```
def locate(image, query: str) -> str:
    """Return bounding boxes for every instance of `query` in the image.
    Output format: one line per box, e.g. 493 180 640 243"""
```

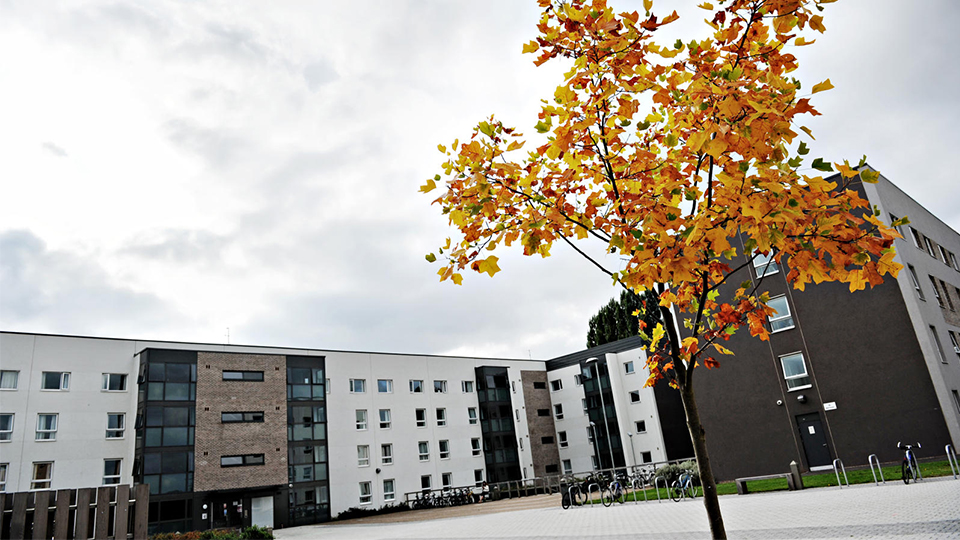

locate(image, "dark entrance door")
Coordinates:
796 413 831 467
211 496 244 530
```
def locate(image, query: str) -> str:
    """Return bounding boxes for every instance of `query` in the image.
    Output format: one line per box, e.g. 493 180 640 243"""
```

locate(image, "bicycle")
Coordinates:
671 471 698 502
898 441 922 484
561 480 588 509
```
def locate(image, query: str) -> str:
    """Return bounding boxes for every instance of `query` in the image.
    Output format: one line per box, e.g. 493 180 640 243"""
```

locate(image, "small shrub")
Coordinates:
240 525 274 539
200 529 240 540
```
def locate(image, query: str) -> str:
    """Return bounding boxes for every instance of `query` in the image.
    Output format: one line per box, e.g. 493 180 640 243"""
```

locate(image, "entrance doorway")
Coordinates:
251 496 274 529
211 496 244 530
796 413 832 468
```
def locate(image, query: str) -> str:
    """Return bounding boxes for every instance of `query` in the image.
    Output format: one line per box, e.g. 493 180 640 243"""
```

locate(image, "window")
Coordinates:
1 370 19 390
475 469 484 485
383 479 396 501
940 280 955 311
418 441 430 461
434 380 448 393
624 361 635 374
468 407 478 425
421 475 431 490
562 459 572 474
512 381 516 393
381 444 393 465
910 227 924 249
545 464 559 474
36 413 58 440
359 481 372 504
930 276 944 307
939 245 951 266
768 295 795 332
550 379 562 391
379 409 392 429
635 420 646 433
953 390 960 414
436 408 446 427
930 326 947 363
591 455 599 470
908 265 925 300
515 409 520 421
462 380 474 393
442 472 452 488
586 426 594 443
537 408 550 417
471 438 481 456
554 404 564 420
101 373 127 391
0 414 13 441
358 445 370 467
220 454 265 467
629 390 641 403
533 381 546 389
103 459 122 485
889 213 903 235
416 408 427 428
409 379 423 393
574 374 583 386
753 250 779 277
143 406 195 448
780 352 811 390
32 462 53 490
0 463 6 491
951 252 960 272
222 370 263 381
142 450 194 495
519 438 523 451
949 331 960 356
582 398 589 415
541 436 555 444
221 411 264 423
356 409 367 430
349 379 366 393
641 451 653 463
558 431 568 447
106 413 125 438
378 379 393 393
41 371 69 391
439 439 450 459
924 236 937 258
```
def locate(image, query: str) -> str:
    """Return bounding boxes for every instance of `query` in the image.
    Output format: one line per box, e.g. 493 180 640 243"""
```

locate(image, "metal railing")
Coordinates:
833 458 849 488
867 454 885 486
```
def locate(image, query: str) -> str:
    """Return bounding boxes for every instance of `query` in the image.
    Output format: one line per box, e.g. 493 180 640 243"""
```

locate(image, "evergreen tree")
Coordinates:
587 289 661 347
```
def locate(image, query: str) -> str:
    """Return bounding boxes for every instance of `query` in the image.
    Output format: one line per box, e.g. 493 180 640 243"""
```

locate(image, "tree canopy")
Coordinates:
586 289 661 348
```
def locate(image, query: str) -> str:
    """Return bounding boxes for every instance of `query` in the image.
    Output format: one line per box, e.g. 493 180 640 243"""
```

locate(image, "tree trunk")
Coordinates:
678 379 726 539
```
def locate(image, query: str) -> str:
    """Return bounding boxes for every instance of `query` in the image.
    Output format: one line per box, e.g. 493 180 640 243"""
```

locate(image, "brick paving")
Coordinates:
276 477 960 539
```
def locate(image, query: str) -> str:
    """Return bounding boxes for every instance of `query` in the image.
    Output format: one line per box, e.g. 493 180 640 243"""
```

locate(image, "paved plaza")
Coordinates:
276 477 960 539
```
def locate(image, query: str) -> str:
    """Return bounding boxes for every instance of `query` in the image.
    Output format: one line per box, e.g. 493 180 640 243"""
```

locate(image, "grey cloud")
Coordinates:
303 59 339 92
0 230 179 334
41 142 67 157
120 229 231 265
163 118 249 169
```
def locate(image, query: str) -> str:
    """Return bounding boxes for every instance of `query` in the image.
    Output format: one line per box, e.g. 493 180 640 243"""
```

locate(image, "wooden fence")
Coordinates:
0 485 148 540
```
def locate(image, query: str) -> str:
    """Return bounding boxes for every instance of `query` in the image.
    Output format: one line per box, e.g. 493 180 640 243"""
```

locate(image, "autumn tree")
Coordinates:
587 289 661 347
422 0 901 537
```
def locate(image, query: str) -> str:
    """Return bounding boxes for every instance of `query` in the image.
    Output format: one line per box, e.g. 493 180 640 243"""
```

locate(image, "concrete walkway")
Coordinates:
276 477 960 539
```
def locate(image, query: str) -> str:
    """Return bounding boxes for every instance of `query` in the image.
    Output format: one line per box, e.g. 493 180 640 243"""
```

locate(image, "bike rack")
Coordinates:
867 454 885 486
833 458 849 488
587 483 601 508
654 476 667 503
946 445 958 479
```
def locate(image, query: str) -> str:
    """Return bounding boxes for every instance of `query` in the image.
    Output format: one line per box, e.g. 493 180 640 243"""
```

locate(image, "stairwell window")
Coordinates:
753 250 779 277
780 352 811 391
768 295 795 332
908 265 924 300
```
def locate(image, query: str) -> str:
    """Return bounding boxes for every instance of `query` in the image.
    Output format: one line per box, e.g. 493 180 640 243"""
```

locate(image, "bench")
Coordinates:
734 473 798 495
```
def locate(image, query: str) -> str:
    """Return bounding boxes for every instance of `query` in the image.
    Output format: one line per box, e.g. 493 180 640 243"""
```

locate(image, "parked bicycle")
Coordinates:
561 479 588 509
898 441 922 484
671 471 698 502
606 473 626 505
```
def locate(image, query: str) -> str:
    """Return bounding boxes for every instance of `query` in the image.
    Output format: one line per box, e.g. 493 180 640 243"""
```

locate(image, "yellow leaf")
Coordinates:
698 2 713 9
437 144 446 153
688 130 709 153
452 273 463 285
419 178 437 193
712 343 734 355
478 256 501 277
811 79 834 94
522 40 539 54
643 0 652 11
650 323 665 348
860 169 879 183
507 140 525 152
799 126 816 140
809 14 826 32
705 137 728 158
794 37 816 46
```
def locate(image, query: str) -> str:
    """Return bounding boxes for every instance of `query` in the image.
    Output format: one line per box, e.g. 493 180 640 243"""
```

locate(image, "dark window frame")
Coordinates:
221 411 265 423
220 453 265 467
222 370 264 382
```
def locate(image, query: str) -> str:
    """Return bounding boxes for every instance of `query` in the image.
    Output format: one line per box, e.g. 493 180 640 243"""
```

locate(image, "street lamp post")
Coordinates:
586 357 616 470
589 421 600 470
626 432 638 468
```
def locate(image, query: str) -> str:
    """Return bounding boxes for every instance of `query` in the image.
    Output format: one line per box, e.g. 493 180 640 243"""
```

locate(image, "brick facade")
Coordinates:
521 370 561 477
194 352 288 492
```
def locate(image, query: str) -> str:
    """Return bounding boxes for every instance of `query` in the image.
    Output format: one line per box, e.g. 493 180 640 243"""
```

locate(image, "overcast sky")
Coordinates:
1 0 958 360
